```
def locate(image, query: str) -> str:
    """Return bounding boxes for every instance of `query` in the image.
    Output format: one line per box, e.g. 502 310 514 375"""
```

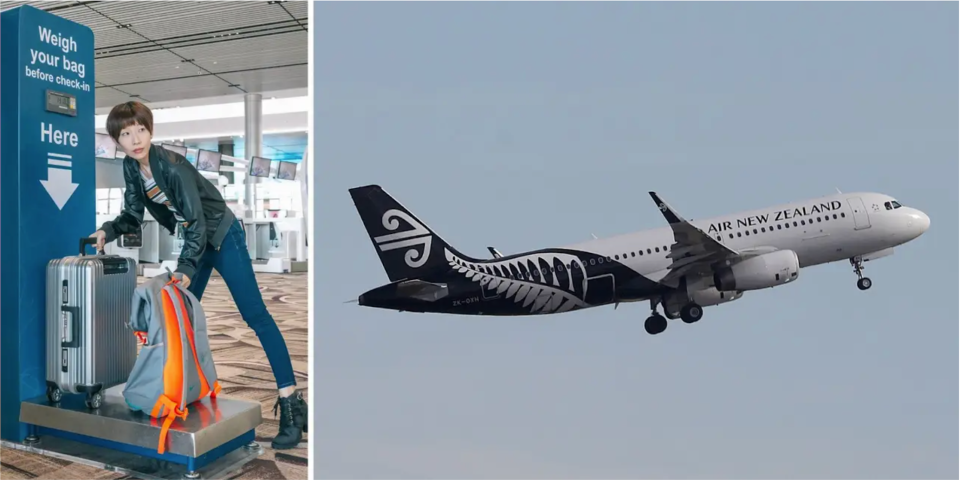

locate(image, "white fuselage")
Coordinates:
563 192 930 283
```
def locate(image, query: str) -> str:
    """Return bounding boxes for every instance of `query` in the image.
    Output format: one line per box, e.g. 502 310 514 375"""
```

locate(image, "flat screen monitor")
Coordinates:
276 161 297 180
196 149 222 173
161 143 187 158
249 156 272 178
118 229 142 249
95 133 117 159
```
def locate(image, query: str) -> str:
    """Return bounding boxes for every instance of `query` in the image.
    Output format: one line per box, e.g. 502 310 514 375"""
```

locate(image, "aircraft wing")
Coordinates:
649 192 740 286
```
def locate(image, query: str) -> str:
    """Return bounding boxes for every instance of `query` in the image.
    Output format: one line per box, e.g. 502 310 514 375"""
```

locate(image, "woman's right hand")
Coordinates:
89 230 107 251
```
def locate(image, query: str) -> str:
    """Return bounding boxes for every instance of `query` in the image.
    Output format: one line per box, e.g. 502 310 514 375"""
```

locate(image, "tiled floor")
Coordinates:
0 272 309 480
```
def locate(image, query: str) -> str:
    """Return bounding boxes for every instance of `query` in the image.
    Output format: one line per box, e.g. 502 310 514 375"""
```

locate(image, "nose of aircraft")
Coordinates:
906 208 930 237
917 210 931 234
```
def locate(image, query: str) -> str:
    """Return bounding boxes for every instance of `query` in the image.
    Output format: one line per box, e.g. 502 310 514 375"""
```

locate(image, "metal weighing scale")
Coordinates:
15 388 263 479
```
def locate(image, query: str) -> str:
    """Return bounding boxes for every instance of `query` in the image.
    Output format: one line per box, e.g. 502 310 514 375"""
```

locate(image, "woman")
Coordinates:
91 101 307 450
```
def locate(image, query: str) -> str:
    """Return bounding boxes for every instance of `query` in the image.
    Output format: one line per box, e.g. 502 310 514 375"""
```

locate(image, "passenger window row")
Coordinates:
717 212 847 241
612 245 670 262
462 209 859 282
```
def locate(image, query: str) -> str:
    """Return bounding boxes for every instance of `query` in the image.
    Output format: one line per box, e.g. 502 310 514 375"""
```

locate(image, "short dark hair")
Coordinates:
106 101 153 142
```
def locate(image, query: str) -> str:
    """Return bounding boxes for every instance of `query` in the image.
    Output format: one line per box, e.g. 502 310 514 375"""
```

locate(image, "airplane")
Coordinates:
348 185 930 335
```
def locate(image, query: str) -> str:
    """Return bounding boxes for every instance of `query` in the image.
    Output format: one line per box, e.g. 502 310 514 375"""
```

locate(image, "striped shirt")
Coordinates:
140 171 187 226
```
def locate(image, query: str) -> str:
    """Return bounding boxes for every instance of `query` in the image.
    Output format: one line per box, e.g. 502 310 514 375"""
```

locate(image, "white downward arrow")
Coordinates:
40 167 79 210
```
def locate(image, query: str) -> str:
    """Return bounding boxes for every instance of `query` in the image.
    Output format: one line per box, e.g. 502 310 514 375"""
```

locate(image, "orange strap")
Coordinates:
151 396 188 455
134 331 147 345
172 288 211 399
169 285 221 401
159 290 185 410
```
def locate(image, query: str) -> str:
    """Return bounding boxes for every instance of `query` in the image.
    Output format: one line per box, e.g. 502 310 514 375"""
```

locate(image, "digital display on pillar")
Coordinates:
45 89 76 116
276 160 297 180
249 156 273 178
95 132 116 159
196 149 222 173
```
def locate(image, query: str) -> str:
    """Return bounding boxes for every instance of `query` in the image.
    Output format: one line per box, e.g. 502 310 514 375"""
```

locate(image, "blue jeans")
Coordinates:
187 219 296 390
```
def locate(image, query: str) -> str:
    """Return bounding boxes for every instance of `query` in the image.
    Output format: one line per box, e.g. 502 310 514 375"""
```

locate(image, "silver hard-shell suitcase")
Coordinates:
45 238 138 409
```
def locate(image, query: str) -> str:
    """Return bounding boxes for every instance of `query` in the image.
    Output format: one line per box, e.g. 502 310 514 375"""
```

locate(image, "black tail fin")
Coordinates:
349 185 468 282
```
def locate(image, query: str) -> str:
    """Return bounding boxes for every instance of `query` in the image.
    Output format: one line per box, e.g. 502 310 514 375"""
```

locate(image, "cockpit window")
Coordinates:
891 200 902 209
885 200 903 210
884 201 892 210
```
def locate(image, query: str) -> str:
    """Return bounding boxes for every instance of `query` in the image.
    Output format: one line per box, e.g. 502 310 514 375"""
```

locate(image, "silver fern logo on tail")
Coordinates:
374 209 433 268
444 249 588 314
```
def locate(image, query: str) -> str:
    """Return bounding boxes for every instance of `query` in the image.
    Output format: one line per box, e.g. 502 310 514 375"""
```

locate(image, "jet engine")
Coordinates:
713 249 800 291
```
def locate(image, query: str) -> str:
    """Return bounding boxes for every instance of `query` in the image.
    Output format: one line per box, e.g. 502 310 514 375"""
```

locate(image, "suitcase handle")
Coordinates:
61 305 80 349
79 237 105 256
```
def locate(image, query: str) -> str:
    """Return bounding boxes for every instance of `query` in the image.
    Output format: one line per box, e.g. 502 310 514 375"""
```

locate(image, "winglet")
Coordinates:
649 191 685 224
487 246 503 259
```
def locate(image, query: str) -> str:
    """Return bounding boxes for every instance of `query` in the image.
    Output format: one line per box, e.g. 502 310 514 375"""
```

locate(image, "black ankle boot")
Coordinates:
271 391 307 449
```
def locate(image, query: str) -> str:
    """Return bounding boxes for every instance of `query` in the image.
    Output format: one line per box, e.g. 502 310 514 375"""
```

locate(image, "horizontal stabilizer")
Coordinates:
358 278 450 309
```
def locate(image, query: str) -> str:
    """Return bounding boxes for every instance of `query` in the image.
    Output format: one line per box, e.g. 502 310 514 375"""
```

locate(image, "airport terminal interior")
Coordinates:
1 1 309 479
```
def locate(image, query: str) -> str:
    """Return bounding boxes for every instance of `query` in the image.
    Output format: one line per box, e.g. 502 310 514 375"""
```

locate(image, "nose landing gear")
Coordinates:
850 257 872 290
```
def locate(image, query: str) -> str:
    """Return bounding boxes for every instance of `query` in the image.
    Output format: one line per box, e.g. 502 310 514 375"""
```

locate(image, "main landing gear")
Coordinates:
644 298 703 335
850 257 872 291
644 311 667 335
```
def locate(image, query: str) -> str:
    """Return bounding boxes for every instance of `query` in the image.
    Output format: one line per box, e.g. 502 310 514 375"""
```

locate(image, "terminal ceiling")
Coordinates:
2 1 308 108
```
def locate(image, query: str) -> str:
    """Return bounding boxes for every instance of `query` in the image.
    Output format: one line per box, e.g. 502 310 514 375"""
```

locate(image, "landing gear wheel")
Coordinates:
644 314 667 335
680 303 704 324
85 392 103 410
46 386 61 404
850 257 872 291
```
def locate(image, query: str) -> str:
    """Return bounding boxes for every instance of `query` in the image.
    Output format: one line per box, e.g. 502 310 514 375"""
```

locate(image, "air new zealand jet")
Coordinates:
349 185 930 335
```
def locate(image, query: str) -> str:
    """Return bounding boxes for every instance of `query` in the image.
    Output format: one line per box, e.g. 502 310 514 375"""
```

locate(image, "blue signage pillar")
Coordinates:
1 4 95 442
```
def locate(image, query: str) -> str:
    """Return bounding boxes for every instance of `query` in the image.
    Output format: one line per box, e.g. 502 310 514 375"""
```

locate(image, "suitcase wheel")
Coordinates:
46 386 62 404
85 392 103 410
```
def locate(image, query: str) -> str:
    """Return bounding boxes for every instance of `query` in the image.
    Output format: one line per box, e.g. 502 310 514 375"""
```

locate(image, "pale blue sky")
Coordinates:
313 2 957 478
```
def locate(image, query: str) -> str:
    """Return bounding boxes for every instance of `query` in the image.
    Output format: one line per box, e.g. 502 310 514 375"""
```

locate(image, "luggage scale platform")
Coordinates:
16 384 263 479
